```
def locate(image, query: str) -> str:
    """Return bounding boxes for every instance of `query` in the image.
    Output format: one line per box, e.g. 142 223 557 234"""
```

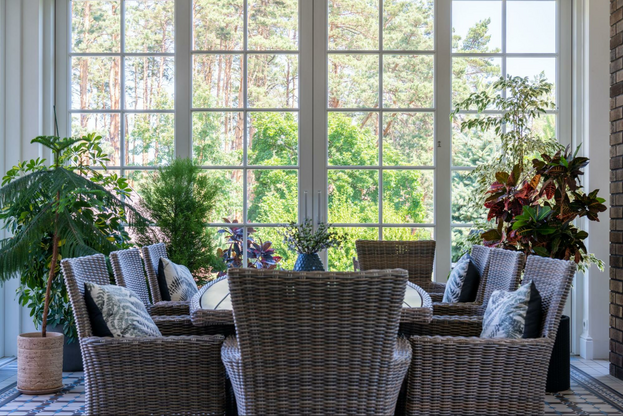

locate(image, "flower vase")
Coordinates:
294 253 325 271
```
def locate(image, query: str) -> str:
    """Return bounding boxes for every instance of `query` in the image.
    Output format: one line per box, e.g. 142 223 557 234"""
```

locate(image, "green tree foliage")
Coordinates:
134 159 224 285
0 134 143 341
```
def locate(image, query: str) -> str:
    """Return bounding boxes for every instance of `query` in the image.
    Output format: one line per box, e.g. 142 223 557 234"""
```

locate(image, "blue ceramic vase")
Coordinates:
294 253 325 271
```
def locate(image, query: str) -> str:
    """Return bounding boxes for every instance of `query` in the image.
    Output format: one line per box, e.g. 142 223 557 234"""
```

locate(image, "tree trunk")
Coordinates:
41 229 60 337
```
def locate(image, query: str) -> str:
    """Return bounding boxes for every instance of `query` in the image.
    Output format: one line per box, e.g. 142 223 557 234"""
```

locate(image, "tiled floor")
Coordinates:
1 356 623 415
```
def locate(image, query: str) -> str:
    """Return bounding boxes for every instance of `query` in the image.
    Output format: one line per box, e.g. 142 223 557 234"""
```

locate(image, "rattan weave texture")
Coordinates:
222 268 412 415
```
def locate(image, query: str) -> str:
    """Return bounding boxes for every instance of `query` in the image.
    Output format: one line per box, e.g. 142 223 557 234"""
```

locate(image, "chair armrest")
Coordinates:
433 302 483 317
149 301 190 316
221 335 241 364
401 315 483 337
428 293 444 303
406 336 554 415
153 315 231 336
80 335 226 415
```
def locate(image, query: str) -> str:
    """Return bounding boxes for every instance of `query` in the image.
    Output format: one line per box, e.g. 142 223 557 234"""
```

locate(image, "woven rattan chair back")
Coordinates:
110 248 151 307
355 240 435 289
228 268 408 414
469 245 491 303
60 254 111 339
522 256 576 340
141 243 168 304
479 248 525 308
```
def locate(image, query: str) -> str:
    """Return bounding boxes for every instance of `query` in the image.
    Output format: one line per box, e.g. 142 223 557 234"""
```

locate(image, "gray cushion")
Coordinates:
480 282 533 339
85 282 162 338
158 257 199 302
442 253 471 303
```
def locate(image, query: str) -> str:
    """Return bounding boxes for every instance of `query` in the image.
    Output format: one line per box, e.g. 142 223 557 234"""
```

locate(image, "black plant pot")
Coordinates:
294 253 325 271
546 315 570 392
49 325 83 372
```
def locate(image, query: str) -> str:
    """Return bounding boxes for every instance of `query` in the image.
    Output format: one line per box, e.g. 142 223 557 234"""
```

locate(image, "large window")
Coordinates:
57 0 569 278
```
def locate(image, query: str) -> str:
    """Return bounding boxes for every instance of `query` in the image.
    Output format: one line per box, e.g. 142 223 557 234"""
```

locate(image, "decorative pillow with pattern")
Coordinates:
84 282 162 338
480 281 542 339
442 253 471 303
157 257 199 302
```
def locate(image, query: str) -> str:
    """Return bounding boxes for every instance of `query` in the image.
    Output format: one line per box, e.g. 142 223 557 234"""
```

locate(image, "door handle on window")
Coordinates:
317 191 321 226
304 191 308 221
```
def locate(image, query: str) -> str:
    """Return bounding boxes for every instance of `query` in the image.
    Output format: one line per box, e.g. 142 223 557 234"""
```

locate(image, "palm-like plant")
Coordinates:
0 135 146 337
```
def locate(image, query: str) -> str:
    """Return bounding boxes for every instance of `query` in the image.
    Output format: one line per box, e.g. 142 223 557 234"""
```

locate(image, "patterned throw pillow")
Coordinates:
157 257 199 302
442 253 471 303
84 282 162 338
480 282 542 339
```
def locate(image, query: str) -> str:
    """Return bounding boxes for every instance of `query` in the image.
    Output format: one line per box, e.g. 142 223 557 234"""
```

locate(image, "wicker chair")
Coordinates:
61 253 226 416
355 240 439 294
222 268 412 415
141 242 190 315
404 256 577 416
432 247 525 317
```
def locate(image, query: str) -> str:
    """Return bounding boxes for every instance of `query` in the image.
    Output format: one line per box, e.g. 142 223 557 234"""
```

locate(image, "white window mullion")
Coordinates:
174 0 192 160
435 0 453 282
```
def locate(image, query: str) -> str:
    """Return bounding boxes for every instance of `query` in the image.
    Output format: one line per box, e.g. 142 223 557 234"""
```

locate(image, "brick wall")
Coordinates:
611 0 623 380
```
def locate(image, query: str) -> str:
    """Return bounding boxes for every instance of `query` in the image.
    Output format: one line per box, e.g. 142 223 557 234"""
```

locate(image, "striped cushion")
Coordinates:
85 282 161 338
442 253 471 303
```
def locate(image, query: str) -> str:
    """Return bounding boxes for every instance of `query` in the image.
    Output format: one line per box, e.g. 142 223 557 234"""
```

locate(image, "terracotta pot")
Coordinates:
17 332 64 394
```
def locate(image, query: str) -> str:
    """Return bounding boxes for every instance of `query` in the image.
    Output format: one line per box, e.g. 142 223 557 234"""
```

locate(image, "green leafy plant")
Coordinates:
0 134 144 340
281 219 347 255
133 158 225 285
481 146 606 271
451 75 563 211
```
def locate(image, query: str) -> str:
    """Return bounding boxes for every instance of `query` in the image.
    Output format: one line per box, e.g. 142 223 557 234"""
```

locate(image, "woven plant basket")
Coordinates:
17 332 64 394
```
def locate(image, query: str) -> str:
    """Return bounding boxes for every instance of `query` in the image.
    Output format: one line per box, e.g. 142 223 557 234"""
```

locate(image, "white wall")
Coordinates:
574 0 611 360
1 0 55 357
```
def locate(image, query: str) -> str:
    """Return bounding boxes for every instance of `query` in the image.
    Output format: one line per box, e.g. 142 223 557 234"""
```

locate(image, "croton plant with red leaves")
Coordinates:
482 146 606 266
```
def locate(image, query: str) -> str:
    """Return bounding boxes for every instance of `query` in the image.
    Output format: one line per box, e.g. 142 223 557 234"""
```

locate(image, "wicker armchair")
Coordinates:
61 253 226 416
355 240 439 293
222 268 412 415
431 247 525 317
141 242 190 315
404 256 577 416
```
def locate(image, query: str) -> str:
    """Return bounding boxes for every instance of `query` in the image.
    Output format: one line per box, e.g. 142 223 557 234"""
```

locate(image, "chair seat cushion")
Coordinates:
84 282 162 338
442 254 480 303
157 258 199 302
480 281 542 339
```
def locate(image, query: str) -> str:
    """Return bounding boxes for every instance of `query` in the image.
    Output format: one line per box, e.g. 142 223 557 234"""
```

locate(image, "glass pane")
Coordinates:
126 170 153 199
452 170 486 223
250 227 294 270
125 57 175 110
125 113 174 166
248 112 298 166
328 0 379 50
452 1 502 53
507 1 556 53
329 227 378 271
193 0 244 51
383 112 434 166
207 169 243 222
531 114 557 145
452 227 473 263
506 58 556 102
383 227 433 240
384 0 434 51
71 113 121 166
193 54 242 108
328 169 379 224
71 57 120 110
125 0 174 53
247 170 298 223
192 112 243 166
328 54 379 108
383 55 434 108
383 170 433 224
452 57 502 107
248 54 299 108
71 0 120 53
248 0 299 51
328 112 379 166
452 114 500 167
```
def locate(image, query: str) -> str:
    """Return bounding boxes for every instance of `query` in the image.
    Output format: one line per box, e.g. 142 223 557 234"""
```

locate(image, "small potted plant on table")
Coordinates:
281 219 346 272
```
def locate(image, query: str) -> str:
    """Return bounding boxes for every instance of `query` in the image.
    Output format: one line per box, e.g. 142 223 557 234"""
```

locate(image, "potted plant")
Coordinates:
0 135 144 393
480 146 606 391
281 219 347 271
